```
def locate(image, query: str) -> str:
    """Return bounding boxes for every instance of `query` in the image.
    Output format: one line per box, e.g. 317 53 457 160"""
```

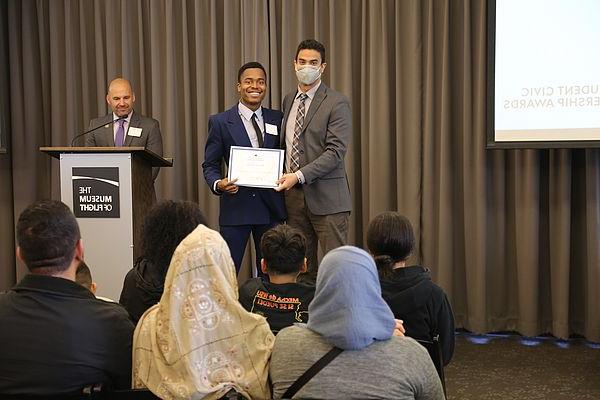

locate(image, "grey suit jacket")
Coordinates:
281 83 352 215
85 111 164 180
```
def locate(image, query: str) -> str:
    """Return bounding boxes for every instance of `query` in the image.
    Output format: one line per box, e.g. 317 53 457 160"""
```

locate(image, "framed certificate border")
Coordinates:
227 146 284 189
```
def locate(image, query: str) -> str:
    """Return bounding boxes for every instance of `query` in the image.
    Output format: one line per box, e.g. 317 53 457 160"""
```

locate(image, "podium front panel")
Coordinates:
60 153 134 301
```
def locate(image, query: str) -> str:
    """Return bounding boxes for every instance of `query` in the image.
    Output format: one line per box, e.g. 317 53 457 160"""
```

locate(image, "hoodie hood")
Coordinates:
132 258 165 298
380 266 434 315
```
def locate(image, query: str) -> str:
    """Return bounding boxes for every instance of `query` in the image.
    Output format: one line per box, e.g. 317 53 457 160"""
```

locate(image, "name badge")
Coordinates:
265 123 278 136
128 127 142 137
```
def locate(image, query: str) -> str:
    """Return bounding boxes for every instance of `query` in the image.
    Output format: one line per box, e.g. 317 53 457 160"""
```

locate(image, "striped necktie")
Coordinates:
290 93 308 172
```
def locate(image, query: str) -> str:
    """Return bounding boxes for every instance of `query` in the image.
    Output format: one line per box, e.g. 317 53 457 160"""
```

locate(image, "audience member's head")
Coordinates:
75 261 97 294
139 200 207 277
133 225 273 399
16 200 82 275
366 211 415 279
260 225 307 280
307 246 396 350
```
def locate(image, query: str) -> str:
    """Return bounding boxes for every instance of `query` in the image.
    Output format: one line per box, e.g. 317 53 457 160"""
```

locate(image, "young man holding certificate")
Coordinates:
202 62 286 276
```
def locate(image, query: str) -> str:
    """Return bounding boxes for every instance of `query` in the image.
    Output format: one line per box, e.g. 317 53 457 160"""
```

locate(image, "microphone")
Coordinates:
71 115 127 147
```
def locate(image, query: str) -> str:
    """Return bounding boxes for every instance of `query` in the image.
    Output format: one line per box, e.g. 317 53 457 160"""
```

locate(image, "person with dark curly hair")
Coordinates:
367 211 455 366
119 200 206 322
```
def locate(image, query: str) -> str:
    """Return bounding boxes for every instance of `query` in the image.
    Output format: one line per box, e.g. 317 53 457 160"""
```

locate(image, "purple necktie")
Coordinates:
115 119 126 147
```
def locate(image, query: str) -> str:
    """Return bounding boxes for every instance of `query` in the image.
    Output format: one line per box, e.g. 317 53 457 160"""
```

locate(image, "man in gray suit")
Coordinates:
86 78 163 180
276 39 352 281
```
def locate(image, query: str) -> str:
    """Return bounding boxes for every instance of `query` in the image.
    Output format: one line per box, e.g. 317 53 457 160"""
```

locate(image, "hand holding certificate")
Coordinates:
227 146 284 189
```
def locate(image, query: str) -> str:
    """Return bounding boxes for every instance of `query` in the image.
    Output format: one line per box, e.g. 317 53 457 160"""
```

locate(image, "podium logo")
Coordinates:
72 167 120 218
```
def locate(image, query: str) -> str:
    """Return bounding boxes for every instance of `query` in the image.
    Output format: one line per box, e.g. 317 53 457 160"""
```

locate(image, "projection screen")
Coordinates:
487 0 600 148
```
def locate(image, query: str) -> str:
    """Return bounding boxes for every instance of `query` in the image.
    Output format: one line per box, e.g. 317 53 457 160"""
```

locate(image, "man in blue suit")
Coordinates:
202 62 286 276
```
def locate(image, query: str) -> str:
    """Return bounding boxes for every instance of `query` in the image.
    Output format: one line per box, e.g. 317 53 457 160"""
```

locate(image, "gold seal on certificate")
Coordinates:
227 146 284 189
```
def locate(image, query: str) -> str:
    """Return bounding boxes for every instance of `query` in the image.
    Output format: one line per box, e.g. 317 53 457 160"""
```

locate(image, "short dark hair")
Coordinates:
16 200 80 272
260 225 306 275
140 200 207 277
366 212 415 279
75 261 93 291
295 39 326 63
237 61 266 83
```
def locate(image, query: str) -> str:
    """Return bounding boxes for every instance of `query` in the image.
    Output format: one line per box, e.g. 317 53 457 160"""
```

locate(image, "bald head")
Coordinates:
106 78 136 117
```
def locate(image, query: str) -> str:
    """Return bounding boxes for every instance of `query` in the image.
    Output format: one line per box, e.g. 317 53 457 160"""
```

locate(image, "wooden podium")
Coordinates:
40 147 172 300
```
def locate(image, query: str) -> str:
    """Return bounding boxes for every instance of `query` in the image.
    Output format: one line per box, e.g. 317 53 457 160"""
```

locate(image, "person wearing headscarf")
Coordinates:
133 224 274 400
270 246 445 400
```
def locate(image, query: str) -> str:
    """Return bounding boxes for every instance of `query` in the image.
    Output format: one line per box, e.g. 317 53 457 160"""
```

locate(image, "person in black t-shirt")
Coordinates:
239 225 315 333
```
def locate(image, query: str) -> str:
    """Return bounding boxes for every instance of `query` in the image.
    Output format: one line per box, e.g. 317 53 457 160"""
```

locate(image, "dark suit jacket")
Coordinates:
281 83 352 215
202 105 286 226
86 111 164 180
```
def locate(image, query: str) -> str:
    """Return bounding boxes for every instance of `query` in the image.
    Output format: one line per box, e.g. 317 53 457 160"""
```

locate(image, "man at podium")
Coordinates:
86 78 164 180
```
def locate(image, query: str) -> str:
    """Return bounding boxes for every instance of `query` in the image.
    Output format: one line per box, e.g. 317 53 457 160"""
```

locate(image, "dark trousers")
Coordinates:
284 186 349 281
220 222 281 279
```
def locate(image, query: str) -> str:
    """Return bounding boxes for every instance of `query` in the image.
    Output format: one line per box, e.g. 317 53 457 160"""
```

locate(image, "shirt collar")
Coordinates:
238 102 263 122
297 80 321 101
112 110 133 124
13 274 96 299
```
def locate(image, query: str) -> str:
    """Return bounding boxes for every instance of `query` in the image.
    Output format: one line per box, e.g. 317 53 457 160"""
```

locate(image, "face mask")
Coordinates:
296 65 321 85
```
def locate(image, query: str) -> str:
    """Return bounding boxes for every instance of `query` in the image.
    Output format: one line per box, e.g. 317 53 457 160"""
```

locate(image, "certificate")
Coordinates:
227 146 284 189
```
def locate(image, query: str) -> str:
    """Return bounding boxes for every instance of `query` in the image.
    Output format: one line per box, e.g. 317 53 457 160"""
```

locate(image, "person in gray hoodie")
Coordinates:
367 211 455 365
270 246 445 400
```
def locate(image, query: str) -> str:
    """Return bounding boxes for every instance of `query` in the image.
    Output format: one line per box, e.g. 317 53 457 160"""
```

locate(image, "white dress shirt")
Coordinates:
238 102 264 148
285 81 321 184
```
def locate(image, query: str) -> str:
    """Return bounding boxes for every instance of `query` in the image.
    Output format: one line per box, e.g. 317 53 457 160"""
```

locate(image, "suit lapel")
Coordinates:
301 84 327 134
99 114 116 147
280 92 297 148
262 109 279 149
226 106 253 147
124 111 141 147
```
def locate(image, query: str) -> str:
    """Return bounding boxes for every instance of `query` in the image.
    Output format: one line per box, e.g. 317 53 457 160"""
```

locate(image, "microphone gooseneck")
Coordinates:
70 115 127 147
